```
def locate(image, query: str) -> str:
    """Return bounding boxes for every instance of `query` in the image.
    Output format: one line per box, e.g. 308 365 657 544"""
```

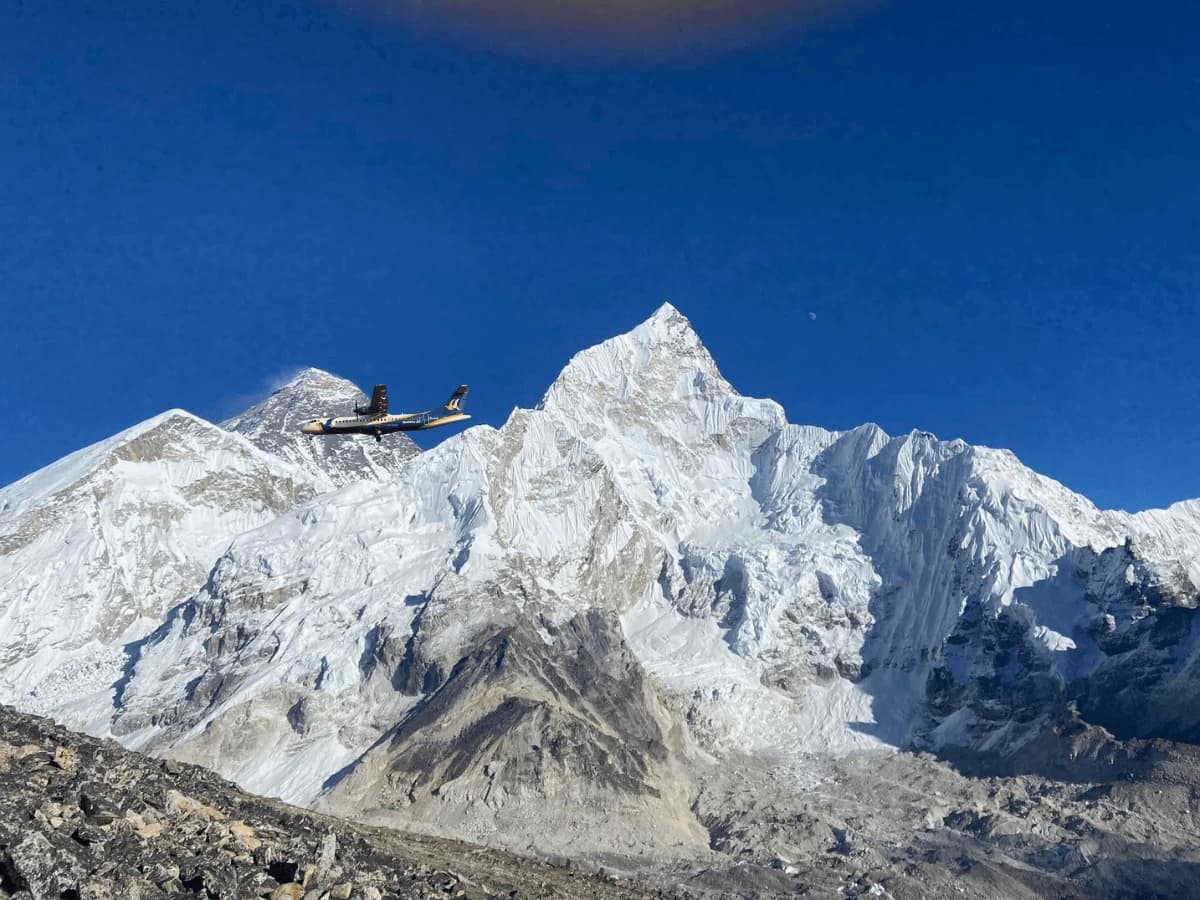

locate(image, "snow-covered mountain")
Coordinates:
0 369 419 725
77 304 1197 857
3 306 1198 860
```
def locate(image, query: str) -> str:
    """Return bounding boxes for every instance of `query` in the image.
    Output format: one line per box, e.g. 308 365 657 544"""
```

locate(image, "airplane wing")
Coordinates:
367 384 388 416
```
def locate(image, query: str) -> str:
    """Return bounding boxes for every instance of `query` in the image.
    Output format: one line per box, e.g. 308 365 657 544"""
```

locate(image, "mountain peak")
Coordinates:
643 300 684 327
221 370 361 433
121 408 207 435
628 301 703 350
539 304 727 416
222 368 419 488
280 367 350 391
0 409 220 511
292 366 336 381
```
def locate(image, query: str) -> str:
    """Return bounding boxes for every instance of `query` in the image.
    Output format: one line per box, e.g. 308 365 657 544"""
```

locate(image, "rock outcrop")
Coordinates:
0 703 668 899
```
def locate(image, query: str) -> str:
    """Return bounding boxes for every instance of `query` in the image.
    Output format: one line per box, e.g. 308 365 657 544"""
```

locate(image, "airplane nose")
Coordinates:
301 422 322 435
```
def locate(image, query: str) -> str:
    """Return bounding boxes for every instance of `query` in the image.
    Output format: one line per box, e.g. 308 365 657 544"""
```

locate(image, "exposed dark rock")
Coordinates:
926 539 1200 763
0 704 672 899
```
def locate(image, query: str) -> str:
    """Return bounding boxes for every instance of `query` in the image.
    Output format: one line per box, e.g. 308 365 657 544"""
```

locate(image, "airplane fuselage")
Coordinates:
302 411 470 437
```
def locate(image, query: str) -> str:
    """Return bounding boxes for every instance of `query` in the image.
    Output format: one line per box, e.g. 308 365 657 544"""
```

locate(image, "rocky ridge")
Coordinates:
8 700 1200 899
0 703 668 899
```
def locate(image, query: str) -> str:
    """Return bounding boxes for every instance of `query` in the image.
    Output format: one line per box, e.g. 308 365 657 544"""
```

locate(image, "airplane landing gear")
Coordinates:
374 431 382 443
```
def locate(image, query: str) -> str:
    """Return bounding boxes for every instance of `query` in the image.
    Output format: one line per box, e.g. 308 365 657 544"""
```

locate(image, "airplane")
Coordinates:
301 384 470 442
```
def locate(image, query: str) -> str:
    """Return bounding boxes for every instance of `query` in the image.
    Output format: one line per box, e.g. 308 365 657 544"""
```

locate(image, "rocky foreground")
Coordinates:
6 702 1200 899
0 705 668 900
672 734 1200 899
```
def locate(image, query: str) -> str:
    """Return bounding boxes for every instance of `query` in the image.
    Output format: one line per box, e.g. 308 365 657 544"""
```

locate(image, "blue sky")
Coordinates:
1 0 1197 511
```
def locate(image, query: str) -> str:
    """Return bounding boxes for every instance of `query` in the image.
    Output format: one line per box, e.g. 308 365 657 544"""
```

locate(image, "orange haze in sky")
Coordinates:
331 0 882 57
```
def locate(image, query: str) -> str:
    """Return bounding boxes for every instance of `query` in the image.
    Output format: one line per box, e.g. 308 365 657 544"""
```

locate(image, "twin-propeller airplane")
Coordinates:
301 384 470 442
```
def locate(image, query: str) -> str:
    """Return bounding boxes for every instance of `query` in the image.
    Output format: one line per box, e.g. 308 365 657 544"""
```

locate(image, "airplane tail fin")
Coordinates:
443 385 469 413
